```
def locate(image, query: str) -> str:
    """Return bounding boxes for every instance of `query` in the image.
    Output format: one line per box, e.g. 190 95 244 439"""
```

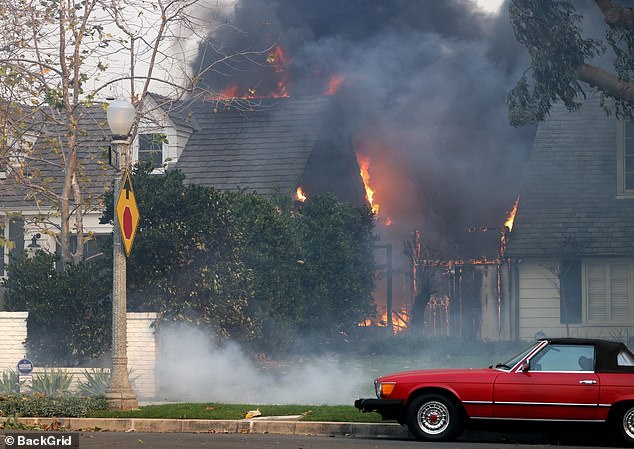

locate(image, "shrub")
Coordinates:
0 394 107 417
3 252 111 366
75 368 138 397
31 370 73 397
0 370 18 394
75 369 110 397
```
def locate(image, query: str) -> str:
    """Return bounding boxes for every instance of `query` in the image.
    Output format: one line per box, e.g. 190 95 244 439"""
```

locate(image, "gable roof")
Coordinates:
0 105 113 212
506 94 634 258
145 92 200 132
174 95 344 196
0 94 365 216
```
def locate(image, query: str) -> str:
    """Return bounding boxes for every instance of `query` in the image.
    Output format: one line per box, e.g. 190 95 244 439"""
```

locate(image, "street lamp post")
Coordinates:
105 98 138 410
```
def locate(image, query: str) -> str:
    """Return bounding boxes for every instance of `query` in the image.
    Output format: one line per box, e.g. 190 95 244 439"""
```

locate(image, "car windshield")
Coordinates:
493 341 542 371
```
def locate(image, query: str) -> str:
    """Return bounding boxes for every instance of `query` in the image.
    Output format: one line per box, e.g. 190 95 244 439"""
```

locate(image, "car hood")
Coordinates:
377 367 498 383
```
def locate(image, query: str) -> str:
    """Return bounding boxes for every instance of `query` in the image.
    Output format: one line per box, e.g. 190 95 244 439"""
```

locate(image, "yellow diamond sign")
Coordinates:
115 169 140 257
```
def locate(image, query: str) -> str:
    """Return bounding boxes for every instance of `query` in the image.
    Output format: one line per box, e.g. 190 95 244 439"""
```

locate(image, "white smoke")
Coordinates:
156 323 370 404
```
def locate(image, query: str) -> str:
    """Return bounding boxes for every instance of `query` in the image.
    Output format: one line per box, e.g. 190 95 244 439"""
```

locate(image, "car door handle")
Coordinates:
579 380 597 384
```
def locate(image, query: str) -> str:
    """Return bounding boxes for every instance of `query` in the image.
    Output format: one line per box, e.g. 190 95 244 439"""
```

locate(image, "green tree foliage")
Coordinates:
102 165 257 344
294 194 376 338
508 0 634 126
101 166 376 353
3 252 111 366
227 191 305 352
6 165 376 358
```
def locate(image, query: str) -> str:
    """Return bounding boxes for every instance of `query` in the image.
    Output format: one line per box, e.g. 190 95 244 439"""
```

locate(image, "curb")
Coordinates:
2 418 412 439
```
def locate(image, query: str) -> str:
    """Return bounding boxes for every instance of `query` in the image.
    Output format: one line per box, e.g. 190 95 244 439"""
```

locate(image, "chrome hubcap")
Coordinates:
623 408 634 440
417 400 449 435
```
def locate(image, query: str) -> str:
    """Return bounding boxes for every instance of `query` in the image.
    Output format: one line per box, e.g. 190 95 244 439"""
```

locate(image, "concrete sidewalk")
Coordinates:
3 417 412 439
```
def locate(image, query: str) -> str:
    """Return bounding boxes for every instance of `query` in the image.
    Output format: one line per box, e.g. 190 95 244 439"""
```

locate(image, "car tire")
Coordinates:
406 393 463 441
615 404 634 446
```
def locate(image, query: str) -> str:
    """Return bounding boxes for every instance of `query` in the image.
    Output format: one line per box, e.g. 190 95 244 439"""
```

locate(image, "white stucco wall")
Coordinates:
0 312 158 399
127 312 158 399
0 312 28 372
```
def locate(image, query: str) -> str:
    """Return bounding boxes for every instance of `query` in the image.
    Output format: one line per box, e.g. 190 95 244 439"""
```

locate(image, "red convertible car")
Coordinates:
355 338 634 443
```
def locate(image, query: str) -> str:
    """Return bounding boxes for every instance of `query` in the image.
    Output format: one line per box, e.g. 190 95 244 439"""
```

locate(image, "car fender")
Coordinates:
606 396 634 416
403 384 467 415
399 373 500 418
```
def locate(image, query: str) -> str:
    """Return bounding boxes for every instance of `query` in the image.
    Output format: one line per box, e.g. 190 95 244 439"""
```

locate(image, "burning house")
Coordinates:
171 95 366 205
179 0 536 341
2 1 540 343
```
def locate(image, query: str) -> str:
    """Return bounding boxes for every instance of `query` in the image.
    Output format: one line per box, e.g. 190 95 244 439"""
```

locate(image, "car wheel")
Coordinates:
617 404 634 445
406 393 462 441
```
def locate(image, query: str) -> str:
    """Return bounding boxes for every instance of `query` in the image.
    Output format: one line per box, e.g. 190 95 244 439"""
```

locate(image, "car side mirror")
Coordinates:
520 359 531 372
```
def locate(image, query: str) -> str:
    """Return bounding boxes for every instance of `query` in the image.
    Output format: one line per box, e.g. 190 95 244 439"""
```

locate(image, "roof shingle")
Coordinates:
507 95 634 258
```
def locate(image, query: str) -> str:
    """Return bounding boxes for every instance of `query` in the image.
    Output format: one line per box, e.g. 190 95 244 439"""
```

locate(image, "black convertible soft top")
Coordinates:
543 338 634 373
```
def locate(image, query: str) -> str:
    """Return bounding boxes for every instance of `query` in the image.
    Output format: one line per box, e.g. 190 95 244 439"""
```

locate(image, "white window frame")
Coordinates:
617 119 634 198
583 259 634 325
135 132 166 168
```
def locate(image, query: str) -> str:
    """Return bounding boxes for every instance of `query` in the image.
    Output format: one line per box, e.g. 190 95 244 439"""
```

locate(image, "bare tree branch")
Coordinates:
578 63 634 104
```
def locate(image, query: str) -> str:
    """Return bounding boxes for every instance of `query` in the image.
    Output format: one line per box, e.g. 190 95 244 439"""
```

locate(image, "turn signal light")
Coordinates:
380 382 396 398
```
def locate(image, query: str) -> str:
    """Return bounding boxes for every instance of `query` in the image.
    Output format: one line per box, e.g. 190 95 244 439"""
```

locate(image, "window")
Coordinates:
1 216 24 277
618 349 634 367
617 120 634 196
55 234 108 271
137 133 164 168
584 260 633 323
530 344 595 372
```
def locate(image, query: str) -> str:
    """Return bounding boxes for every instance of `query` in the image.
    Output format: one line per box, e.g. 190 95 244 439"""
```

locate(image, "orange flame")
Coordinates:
218 83 240 99
358 305 410 333
504 196 520 232
356 154 379 215
267 46 290 98
295 186 307 202
208 46 290 100
325 75 344 95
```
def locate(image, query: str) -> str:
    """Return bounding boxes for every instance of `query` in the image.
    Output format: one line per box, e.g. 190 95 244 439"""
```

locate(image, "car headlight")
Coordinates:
374 380 396 399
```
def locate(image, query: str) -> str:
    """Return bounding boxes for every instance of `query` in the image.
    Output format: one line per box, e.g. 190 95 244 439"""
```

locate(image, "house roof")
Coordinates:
0 105 113 212
174 95 343 196
1 94 365 216
506 94 634 258
145 93 200 132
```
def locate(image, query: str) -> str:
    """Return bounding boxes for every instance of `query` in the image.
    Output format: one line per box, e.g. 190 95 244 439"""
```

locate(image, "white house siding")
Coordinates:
519 260 634 341
519 261 561 340
170 124 193 163
139 95 194 166
18 210 111 255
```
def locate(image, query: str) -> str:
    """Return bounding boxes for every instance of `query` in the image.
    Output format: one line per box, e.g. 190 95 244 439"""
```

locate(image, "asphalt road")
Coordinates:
7 424 620 449
72 431 620 449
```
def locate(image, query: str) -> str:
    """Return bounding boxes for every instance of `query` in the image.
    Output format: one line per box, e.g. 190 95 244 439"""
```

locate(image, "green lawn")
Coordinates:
89 403 386 422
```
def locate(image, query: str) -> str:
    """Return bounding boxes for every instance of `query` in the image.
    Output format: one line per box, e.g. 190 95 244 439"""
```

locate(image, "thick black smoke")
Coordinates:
193 0 535 261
